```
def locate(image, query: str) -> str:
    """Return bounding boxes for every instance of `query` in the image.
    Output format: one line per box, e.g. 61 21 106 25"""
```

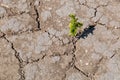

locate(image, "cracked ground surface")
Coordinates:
0 0 120 80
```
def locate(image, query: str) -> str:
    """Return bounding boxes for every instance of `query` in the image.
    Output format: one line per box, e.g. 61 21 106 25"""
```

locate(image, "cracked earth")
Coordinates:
0 0 120 80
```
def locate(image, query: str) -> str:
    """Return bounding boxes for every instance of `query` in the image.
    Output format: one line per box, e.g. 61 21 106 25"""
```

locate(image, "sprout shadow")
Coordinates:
76 25 95 39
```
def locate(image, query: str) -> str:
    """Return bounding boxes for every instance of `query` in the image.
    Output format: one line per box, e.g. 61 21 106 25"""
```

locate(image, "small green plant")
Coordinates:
69 13 83 36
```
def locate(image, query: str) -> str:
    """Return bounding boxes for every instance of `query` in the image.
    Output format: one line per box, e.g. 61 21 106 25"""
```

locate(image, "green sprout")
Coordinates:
69 13 83 36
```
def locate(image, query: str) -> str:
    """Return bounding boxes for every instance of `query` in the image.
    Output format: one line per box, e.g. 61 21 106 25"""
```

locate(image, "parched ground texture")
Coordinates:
0 0 120 80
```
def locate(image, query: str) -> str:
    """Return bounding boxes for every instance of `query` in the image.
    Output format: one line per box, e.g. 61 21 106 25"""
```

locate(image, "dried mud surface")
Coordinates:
0 0 120 80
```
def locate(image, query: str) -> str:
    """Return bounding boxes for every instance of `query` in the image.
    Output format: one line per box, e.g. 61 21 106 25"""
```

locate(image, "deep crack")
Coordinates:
34 6 41 30
1 31 25 80
70 37 90 78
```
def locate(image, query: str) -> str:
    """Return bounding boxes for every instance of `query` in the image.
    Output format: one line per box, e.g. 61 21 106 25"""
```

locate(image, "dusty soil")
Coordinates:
0 0 120 80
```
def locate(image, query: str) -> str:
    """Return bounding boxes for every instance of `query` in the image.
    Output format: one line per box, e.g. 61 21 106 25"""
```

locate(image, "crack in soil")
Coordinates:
69 37 91 78
74 65 89 77
45 30 65 45
34 6 41 30
62 73 66 80
65 37 91 78
0 31 25 80
110 48 120 59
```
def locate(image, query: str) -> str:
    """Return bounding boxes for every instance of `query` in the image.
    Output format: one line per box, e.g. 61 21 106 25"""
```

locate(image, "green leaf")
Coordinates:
69 13 83 36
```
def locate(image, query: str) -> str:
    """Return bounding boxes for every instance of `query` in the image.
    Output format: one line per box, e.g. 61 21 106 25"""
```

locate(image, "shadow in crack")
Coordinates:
76 25 95 39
